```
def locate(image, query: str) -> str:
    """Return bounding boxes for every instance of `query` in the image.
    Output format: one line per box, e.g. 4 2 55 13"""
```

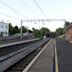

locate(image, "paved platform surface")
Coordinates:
56 38 72 72
0 38 39 48
0 37 36 44
24 39 54 72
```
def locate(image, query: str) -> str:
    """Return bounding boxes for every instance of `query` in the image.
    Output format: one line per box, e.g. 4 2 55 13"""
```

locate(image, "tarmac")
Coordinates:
56 38 72 72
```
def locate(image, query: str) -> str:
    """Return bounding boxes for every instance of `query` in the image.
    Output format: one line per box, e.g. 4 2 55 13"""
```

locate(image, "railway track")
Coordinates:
4 38 49 72
0 38 49 72
0 39 40 57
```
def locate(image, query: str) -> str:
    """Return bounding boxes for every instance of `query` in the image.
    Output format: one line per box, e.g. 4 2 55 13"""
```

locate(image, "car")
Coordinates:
14 33 21 37
23 32 28 35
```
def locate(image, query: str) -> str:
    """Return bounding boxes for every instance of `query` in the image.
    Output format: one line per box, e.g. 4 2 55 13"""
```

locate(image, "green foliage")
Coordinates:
56 28 63 36
9 23 27 35
64 21 70 27
19 26 26 33
13 26 19 34
58 34 65 39
9 23 50 37
32 28 41 38
40 27 50 36
9 23 13 35
55 21 71 37
63 21 71 33
28 30 33 33
32 27 50 38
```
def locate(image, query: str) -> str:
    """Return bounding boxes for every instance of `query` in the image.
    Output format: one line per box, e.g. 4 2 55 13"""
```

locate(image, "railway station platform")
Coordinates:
56 38 72 72
23 39 55 72
0 38 39 48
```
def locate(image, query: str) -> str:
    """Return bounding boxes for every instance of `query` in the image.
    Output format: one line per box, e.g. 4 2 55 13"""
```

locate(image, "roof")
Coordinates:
0 21 8 25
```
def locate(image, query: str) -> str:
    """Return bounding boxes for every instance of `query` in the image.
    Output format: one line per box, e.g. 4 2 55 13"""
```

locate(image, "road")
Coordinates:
56 38 72 72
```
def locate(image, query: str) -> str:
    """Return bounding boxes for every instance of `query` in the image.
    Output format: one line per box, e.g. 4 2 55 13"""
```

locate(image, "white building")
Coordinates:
0 21 9 36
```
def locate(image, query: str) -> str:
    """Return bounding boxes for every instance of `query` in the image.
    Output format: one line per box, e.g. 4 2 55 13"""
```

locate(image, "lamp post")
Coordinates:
41 19 44 38
38 20 41 38
7 20 10 36
21 20 22 39
64 19 66 39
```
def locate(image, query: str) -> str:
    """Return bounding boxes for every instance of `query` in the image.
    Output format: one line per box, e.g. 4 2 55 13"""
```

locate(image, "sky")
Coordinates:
0 0 72 31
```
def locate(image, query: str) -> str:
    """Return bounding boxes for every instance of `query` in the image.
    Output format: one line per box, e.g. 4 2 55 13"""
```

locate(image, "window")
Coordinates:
1 25 3 28
6 26 7 28
5 32 7 34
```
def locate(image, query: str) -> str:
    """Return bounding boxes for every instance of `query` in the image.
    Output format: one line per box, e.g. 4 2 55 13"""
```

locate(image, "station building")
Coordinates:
66 24 72 42
0 21 9 36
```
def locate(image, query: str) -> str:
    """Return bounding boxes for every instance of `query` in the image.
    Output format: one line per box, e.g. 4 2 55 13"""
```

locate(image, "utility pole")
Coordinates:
64 19 66 32
64 19 66 39
41 19 44 38
21 20 22 39
37 20 41 38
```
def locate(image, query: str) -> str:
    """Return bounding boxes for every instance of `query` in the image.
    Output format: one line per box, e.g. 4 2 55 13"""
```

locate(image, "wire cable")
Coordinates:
19 0 38 18
0 12 20 20
0 0 28 19
34 0 47 18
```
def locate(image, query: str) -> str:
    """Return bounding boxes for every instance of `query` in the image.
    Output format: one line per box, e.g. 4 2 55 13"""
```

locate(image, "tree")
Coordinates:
32 27 50 38
64 21 70 27
40 27 50 37
56 28 63 36
32 28 41 38
19 26 27 33
63 21 71 33
28 30 33 33
13 26 19 34
9 23 13 35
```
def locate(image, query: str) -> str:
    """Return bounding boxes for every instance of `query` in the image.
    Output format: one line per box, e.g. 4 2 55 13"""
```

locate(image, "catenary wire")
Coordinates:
0 0 28 19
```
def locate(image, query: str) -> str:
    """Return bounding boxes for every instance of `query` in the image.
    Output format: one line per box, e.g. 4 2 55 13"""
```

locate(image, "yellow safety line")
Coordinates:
55 40 59 72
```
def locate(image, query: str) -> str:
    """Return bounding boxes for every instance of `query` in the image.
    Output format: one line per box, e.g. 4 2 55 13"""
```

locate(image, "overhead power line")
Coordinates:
19 0 37 17
0 1 28 19
0 12 20 20
34 0 47 19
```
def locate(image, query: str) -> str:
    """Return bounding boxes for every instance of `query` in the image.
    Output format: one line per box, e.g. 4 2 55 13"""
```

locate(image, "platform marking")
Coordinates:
55 40 59 72
22 39 52 72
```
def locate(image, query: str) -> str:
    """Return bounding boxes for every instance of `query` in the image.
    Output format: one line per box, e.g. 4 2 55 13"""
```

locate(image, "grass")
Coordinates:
58 34 65 39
